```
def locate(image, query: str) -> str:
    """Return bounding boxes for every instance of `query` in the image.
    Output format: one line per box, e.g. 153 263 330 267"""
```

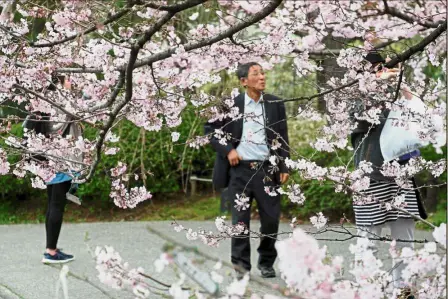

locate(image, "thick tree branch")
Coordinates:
0 136 90 167
86 71 126 112
11 84 94 125
30 6 135 48
31 0 280 74
80 0 283 182
83 48 140 183
53 67 103 74
274 21 447 103
134 0 208 12
13 62 102 74
130 0 283 70
229 34 248 49
383 0 444 29
385 21 447 68
83 10 177 182
301 37 408 57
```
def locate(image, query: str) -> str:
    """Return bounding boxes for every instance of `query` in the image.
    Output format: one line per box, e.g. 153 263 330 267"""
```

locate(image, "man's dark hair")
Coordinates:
364 51 385 65
236 62 261 80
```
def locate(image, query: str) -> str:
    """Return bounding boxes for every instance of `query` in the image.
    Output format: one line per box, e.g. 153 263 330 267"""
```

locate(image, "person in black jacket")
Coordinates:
350 52 425 295
204 62 289 279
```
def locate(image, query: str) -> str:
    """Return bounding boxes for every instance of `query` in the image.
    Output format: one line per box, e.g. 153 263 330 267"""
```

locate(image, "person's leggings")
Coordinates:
46 181 71 249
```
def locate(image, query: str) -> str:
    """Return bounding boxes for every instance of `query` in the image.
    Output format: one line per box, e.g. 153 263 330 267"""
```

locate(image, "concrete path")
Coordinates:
0 221 435 299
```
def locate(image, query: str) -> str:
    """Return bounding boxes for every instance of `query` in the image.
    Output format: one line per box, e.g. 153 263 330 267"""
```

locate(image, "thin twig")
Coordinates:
45 264 118 299
392 205 436 229
146 225 293 297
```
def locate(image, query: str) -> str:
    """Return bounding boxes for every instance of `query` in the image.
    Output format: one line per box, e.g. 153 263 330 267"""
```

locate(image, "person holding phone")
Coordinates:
350 52 424 296
23 77 83 264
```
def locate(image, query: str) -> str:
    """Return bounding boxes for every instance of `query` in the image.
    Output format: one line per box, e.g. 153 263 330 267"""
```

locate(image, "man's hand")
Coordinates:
227 149 242 166
280 173 289 184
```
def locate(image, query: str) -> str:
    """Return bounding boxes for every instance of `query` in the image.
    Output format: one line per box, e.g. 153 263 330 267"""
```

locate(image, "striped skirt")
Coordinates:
353 179 419 226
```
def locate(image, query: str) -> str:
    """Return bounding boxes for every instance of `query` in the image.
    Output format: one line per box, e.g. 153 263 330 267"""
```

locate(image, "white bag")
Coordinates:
380 96 445 162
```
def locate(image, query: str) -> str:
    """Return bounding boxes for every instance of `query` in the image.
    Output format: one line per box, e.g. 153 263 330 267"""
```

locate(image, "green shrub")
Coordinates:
0 122 41 200
77 106 216 202
0 107 216 204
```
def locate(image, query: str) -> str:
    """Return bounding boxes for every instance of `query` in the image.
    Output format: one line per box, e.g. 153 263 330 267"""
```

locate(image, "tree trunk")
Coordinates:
315 35 348 112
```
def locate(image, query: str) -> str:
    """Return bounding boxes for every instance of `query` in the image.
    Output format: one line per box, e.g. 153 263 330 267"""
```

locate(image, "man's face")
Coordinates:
241 65 266 92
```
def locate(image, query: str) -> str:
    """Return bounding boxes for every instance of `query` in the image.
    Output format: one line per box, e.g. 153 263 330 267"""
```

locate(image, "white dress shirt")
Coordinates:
236 93 270 161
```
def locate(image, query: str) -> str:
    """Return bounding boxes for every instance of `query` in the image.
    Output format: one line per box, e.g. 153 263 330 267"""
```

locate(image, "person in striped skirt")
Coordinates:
350 52 426 296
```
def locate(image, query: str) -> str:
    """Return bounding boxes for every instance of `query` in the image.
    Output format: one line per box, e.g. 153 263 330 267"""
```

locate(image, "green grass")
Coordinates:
140 196 225 221
0 194 445 228
0 195 228 224
0 201 46 224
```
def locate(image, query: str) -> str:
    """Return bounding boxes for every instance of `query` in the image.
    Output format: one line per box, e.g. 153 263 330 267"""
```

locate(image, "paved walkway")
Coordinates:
0 221 435 299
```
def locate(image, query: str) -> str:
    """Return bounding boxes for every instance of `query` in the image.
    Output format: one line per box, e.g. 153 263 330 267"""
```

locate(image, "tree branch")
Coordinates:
271 79 359 103
383 0 444 29
393 205 436 229
229 34 248 49
82 10 177 182
13 62 102 74
53 67 103 74
11 84 94 125
30 6 135 48
146 225 291 296
301 37 409 57
86 71 126 112
275 21 447 103
45 264 118 299
83 48 140 183
24 0 281 74
130 0 283 70
0 135 90 167
385 20 447 69
135 0 209 12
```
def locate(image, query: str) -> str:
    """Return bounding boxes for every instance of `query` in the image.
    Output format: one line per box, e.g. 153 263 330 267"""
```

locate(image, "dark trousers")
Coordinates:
220 187 231 214
227 162 280 271
46 181 71 249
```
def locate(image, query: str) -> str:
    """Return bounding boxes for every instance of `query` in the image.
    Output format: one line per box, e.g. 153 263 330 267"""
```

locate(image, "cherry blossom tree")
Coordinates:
0 0 446 298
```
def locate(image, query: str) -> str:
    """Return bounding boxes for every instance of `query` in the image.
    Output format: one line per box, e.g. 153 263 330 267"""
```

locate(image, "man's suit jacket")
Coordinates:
204 93 290 189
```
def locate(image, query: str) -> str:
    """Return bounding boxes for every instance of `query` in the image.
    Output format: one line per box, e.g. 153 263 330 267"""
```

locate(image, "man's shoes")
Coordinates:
235 270 249 280
233 265 250 280
42 251 75 264
257 265 276 278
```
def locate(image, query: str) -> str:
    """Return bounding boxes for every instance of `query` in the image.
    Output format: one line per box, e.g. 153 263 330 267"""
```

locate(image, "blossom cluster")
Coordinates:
109 162 153 209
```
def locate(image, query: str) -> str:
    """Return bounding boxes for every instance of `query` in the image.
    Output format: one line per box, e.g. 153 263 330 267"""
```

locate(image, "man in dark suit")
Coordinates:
204 62 290 279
